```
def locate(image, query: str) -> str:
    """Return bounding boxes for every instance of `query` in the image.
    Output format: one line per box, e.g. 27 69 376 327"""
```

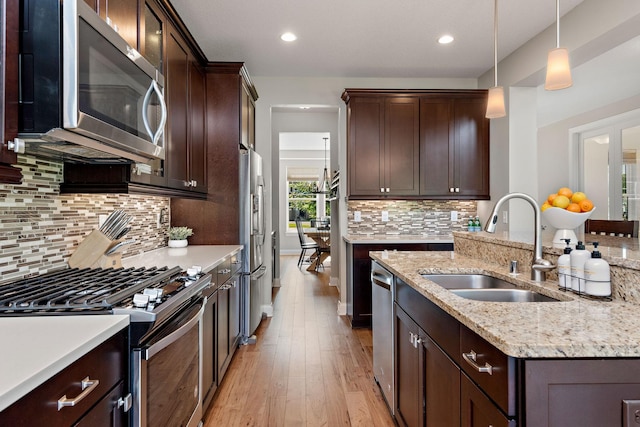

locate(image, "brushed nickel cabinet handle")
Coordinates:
58 377 100 410
462 350 493 375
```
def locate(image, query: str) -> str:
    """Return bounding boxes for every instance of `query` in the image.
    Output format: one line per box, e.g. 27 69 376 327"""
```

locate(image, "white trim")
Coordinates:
336 300 347 316
272 278 281 288
330 276 339 287
262 303 274 318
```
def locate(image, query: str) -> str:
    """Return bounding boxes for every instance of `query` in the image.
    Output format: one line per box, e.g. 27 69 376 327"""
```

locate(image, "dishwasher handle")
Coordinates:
371 272 393 290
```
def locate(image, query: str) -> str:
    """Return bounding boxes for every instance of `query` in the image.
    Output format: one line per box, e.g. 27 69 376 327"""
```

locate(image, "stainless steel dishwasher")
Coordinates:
371 260 394 414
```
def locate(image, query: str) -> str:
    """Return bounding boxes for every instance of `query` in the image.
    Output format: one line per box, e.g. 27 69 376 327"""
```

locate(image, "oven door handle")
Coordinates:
144 300 204 359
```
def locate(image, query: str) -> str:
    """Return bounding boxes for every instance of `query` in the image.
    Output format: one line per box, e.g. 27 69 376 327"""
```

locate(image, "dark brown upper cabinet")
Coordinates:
342 89 489 200
420 93 490 199
83 0 139 49
0 0 23 184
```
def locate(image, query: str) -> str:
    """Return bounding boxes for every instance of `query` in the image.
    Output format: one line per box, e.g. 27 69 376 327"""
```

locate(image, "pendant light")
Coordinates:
486 0 506 119
314 137 331 194
545 0 572 90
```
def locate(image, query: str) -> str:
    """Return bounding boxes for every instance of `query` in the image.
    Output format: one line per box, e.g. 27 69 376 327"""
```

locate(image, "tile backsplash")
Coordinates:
347 200 477 235
0 156 169 283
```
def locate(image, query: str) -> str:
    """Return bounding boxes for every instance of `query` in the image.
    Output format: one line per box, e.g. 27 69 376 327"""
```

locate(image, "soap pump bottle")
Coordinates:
570 241 591 293
584 242 611 297
557 238 572 290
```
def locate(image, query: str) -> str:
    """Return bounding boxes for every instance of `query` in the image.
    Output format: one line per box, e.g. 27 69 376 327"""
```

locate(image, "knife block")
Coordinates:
68 230 121 269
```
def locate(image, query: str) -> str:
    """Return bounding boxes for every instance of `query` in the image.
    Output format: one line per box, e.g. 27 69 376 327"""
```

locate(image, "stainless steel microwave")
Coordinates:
18 0 166 164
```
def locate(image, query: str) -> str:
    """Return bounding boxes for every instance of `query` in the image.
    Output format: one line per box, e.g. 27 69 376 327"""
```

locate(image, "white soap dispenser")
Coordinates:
570 240 590 293
557 238 572 290
584 242 611 297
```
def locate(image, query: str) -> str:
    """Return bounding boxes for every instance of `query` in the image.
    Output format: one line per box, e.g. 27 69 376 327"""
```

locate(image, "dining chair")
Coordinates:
585 219 639 238
313 228 331 271
295 219 319 267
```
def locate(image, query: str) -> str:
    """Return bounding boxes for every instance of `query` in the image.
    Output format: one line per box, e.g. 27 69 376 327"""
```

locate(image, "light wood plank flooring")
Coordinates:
203 255 395 427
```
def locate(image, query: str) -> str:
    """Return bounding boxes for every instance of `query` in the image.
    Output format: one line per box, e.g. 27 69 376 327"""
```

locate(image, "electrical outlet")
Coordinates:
157 212 162 228
503 211 509 224
354 211 362 222
450 211 458 221
382 211 389 222
98 214 108 227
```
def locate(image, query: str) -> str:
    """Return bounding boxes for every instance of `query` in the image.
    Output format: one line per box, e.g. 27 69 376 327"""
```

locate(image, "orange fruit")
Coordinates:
571 191 587 203
541 202 551 212
557 187 573 199
552 195 571 209
566 203 581 213
547 193 558 204
579 199 594 212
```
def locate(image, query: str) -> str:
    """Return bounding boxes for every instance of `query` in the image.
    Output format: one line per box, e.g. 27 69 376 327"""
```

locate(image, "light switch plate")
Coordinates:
622 400 640 426
382 211 389 222
450 211 458 221
354 211 362 222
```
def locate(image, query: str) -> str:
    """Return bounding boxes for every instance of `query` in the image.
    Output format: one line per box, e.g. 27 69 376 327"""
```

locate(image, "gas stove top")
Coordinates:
0 266 212 325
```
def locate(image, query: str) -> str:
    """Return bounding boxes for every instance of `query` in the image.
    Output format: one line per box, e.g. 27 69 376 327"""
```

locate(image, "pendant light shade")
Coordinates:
486 0 506 119
545 0 572 90
486 86 506 119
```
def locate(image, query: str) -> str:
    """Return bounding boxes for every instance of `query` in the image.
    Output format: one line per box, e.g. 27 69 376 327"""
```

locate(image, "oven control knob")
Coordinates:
143 288 163 301
186 268 199 278
132 293 150 308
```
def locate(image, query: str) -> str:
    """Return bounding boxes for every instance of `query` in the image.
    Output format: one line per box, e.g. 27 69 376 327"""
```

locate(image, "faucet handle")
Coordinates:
532 259 556 271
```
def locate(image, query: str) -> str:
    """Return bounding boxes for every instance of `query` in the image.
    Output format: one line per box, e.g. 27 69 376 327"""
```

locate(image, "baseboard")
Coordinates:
336 300 347 316
262 303 274 318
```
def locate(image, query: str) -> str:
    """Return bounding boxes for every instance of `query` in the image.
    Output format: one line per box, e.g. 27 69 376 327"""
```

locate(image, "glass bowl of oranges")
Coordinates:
541 187 595 247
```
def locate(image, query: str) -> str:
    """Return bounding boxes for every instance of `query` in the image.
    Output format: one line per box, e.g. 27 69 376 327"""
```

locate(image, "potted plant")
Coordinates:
168 226 193 248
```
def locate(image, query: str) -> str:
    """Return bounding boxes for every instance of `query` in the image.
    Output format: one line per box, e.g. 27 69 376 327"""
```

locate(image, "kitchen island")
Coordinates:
372 231 640 427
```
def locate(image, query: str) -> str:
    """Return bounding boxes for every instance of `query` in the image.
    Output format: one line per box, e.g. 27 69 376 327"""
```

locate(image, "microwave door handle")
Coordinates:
142 80 167 146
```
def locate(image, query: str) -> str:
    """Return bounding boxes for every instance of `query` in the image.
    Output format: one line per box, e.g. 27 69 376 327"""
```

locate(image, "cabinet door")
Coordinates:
420 97 453 196
140 1 163 70
74 380 127 427
395 306 423 427
461 373 515 427
84 0 138 49
241 86 255 149
188 61 207 192
228 274 241 351
217 283 231 380
165 28 190 190
454 96 489 198
385 97 420 196
348 97 385 197
423 333 461 426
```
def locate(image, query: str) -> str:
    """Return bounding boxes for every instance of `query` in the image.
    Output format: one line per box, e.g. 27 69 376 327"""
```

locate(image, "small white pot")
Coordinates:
168 239 188 248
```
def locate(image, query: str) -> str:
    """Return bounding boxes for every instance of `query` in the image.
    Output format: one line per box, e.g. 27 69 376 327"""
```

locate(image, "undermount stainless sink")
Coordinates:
421 274 559 302
449 288 558 302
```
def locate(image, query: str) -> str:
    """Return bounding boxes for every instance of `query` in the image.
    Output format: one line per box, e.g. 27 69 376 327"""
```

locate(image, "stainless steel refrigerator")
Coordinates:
239 148 267 343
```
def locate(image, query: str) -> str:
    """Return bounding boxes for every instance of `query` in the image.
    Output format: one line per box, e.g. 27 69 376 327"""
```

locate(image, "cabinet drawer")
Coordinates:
460 325 516 416
217 258 232 284
396 278 460 361
461 373 515 427
0 328 128 426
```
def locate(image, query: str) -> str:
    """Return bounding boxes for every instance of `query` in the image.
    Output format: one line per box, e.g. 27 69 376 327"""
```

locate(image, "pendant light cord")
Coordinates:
493 0 498 87
555 0 560 48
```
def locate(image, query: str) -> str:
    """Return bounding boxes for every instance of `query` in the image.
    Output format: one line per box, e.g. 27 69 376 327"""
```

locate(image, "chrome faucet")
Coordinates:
484 192 555 281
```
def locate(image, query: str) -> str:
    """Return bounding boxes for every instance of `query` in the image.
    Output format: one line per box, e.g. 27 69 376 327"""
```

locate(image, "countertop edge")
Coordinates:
0 315 130 412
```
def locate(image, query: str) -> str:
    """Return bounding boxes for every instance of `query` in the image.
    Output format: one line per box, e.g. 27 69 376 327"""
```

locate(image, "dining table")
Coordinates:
304 228 331 271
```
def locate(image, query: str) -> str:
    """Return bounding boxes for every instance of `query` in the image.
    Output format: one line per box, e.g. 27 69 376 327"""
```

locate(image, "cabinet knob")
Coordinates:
449 187 455 193
191 180 197 187
380 188 385 193
386 188 390 193
184 181 191 187
455 187 460 193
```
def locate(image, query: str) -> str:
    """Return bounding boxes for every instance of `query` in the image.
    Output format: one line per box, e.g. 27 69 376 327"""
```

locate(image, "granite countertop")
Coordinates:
343 234 454 244
0 315 129 411
371 250 640 359
122 244 243 272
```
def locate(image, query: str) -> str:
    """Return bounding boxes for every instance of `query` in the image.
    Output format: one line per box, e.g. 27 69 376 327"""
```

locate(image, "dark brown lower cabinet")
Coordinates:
347 242 453 328
396 304 460 427
394 275 640 427
461 374 514 427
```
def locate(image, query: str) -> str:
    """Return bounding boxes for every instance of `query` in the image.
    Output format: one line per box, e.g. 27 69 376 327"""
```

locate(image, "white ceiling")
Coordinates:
169 0 584 79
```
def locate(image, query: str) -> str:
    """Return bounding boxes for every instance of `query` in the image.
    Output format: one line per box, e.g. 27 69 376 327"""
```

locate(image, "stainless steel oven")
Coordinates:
132 297 204 427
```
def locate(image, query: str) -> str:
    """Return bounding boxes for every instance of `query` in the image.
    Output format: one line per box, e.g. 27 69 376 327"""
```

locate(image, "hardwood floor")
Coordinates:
203 256 395 427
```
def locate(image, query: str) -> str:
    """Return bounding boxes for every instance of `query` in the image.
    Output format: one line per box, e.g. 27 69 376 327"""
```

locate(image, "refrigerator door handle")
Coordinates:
250 265 267 280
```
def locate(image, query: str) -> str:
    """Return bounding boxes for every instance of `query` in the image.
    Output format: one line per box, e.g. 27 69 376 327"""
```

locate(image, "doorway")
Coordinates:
577 110 640 220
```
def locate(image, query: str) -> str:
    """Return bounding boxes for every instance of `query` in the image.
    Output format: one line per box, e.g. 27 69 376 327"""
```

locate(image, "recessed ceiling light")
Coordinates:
438 35 454 44
281 32 297 42
299 106 311 109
